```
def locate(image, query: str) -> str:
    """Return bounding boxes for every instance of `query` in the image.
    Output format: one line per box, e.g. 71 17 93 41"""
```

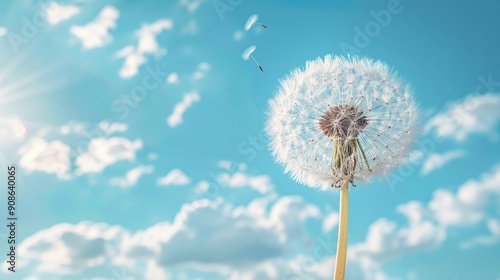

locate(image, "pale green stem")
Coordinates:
333 180 349 280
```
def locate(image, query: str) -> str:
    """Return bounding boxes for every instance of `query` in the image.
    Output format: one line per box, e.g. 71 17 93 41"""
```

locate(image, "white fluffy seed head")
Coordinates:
265 55 419 190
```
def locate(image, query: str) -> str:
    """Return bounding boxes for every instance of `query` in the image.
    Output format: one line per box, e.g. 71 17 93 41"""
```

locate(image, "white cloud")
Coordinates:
460 234 496 249
148 153 158 160
60 122 86 135
75 137 143 174
98 121 128 135
166 72 179 84
70 6 119 49
167 92 200 127
110 165 154 188
460 218 500 249
217 160 236 170
0 27 7 36
218 172 274 194
227 255 334 280
58 121 126 137
145 262 169 280
15 195 320 278
195 181 209 192
428 164 500 226
426 93 500 141
489 218 500 236
179 0 205 12
322 212 339 233
420 150 465 175
157 169 190 186
115 19 173 78
136 19 173 54
18 222 127 274
217 160 247 171
193 162 271 195
114 45 145 78
348 200 445 275
18 138 71 178
45 2 81 25
192 62 211 81
202 163 500 279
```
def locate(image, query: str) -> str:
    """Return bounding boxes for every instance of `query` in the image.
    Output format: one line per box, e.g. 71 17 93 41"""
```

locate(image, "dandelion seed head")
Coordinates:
265 55 419 190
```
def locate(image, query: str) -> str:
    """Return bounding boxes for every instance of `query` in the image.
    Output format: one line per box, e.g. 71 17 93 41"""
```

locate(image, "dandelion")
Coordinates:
242 45 263 72
265 55 418 279
244 14 267 31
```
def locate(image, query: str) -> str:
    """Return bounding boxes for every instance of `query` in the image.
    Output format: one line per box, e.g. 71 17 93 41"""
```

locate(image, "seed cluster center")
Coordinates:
319 104 368 138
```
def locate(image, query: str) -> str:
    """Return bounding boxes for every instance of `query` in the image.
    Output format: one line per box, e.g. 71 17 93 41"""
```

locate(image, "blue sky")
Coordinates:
0 0 499 279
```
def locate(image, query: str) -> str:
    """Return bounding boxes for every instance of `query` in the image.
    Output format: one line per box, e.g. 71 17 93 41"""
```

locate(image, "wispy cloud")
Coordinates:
110 165 154 188
322 212 339 233
179 0 205 13
428 164 500 226
194 180 209 192
70 6 119 49
59 122 86 135
191 62 211 81
421 150 465 176
217 160 246 171
58 121 127 136
75 137 143 174
218 172 274 194
0 27 7 37
167 92 200 128
45 2 81 25
157 169 190 186
18 138 71 179
182 20 198 35
460 218 500 249
426 93 500 141
115 19 173 78
98 121 128 135
166 72 179 84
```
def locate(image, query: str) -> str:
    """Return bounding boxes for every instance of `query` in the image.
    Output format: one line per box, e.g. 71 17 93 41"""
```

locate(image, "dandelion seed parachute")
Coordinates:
245 14 259 31
242 45 256 61
265 55 418 190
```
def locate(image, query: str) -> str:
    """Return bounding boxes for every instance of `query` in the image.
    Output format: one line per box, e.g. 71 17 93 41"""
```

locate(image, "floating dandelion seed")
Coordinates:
265 55 418 279
242 45 263 72
244 14 267 31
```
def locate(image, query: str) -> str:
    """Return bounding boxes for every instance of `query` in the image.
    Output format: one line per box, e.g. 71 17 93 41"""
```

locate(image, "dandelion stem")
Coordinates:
333 180 349 280
250 55 259 66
